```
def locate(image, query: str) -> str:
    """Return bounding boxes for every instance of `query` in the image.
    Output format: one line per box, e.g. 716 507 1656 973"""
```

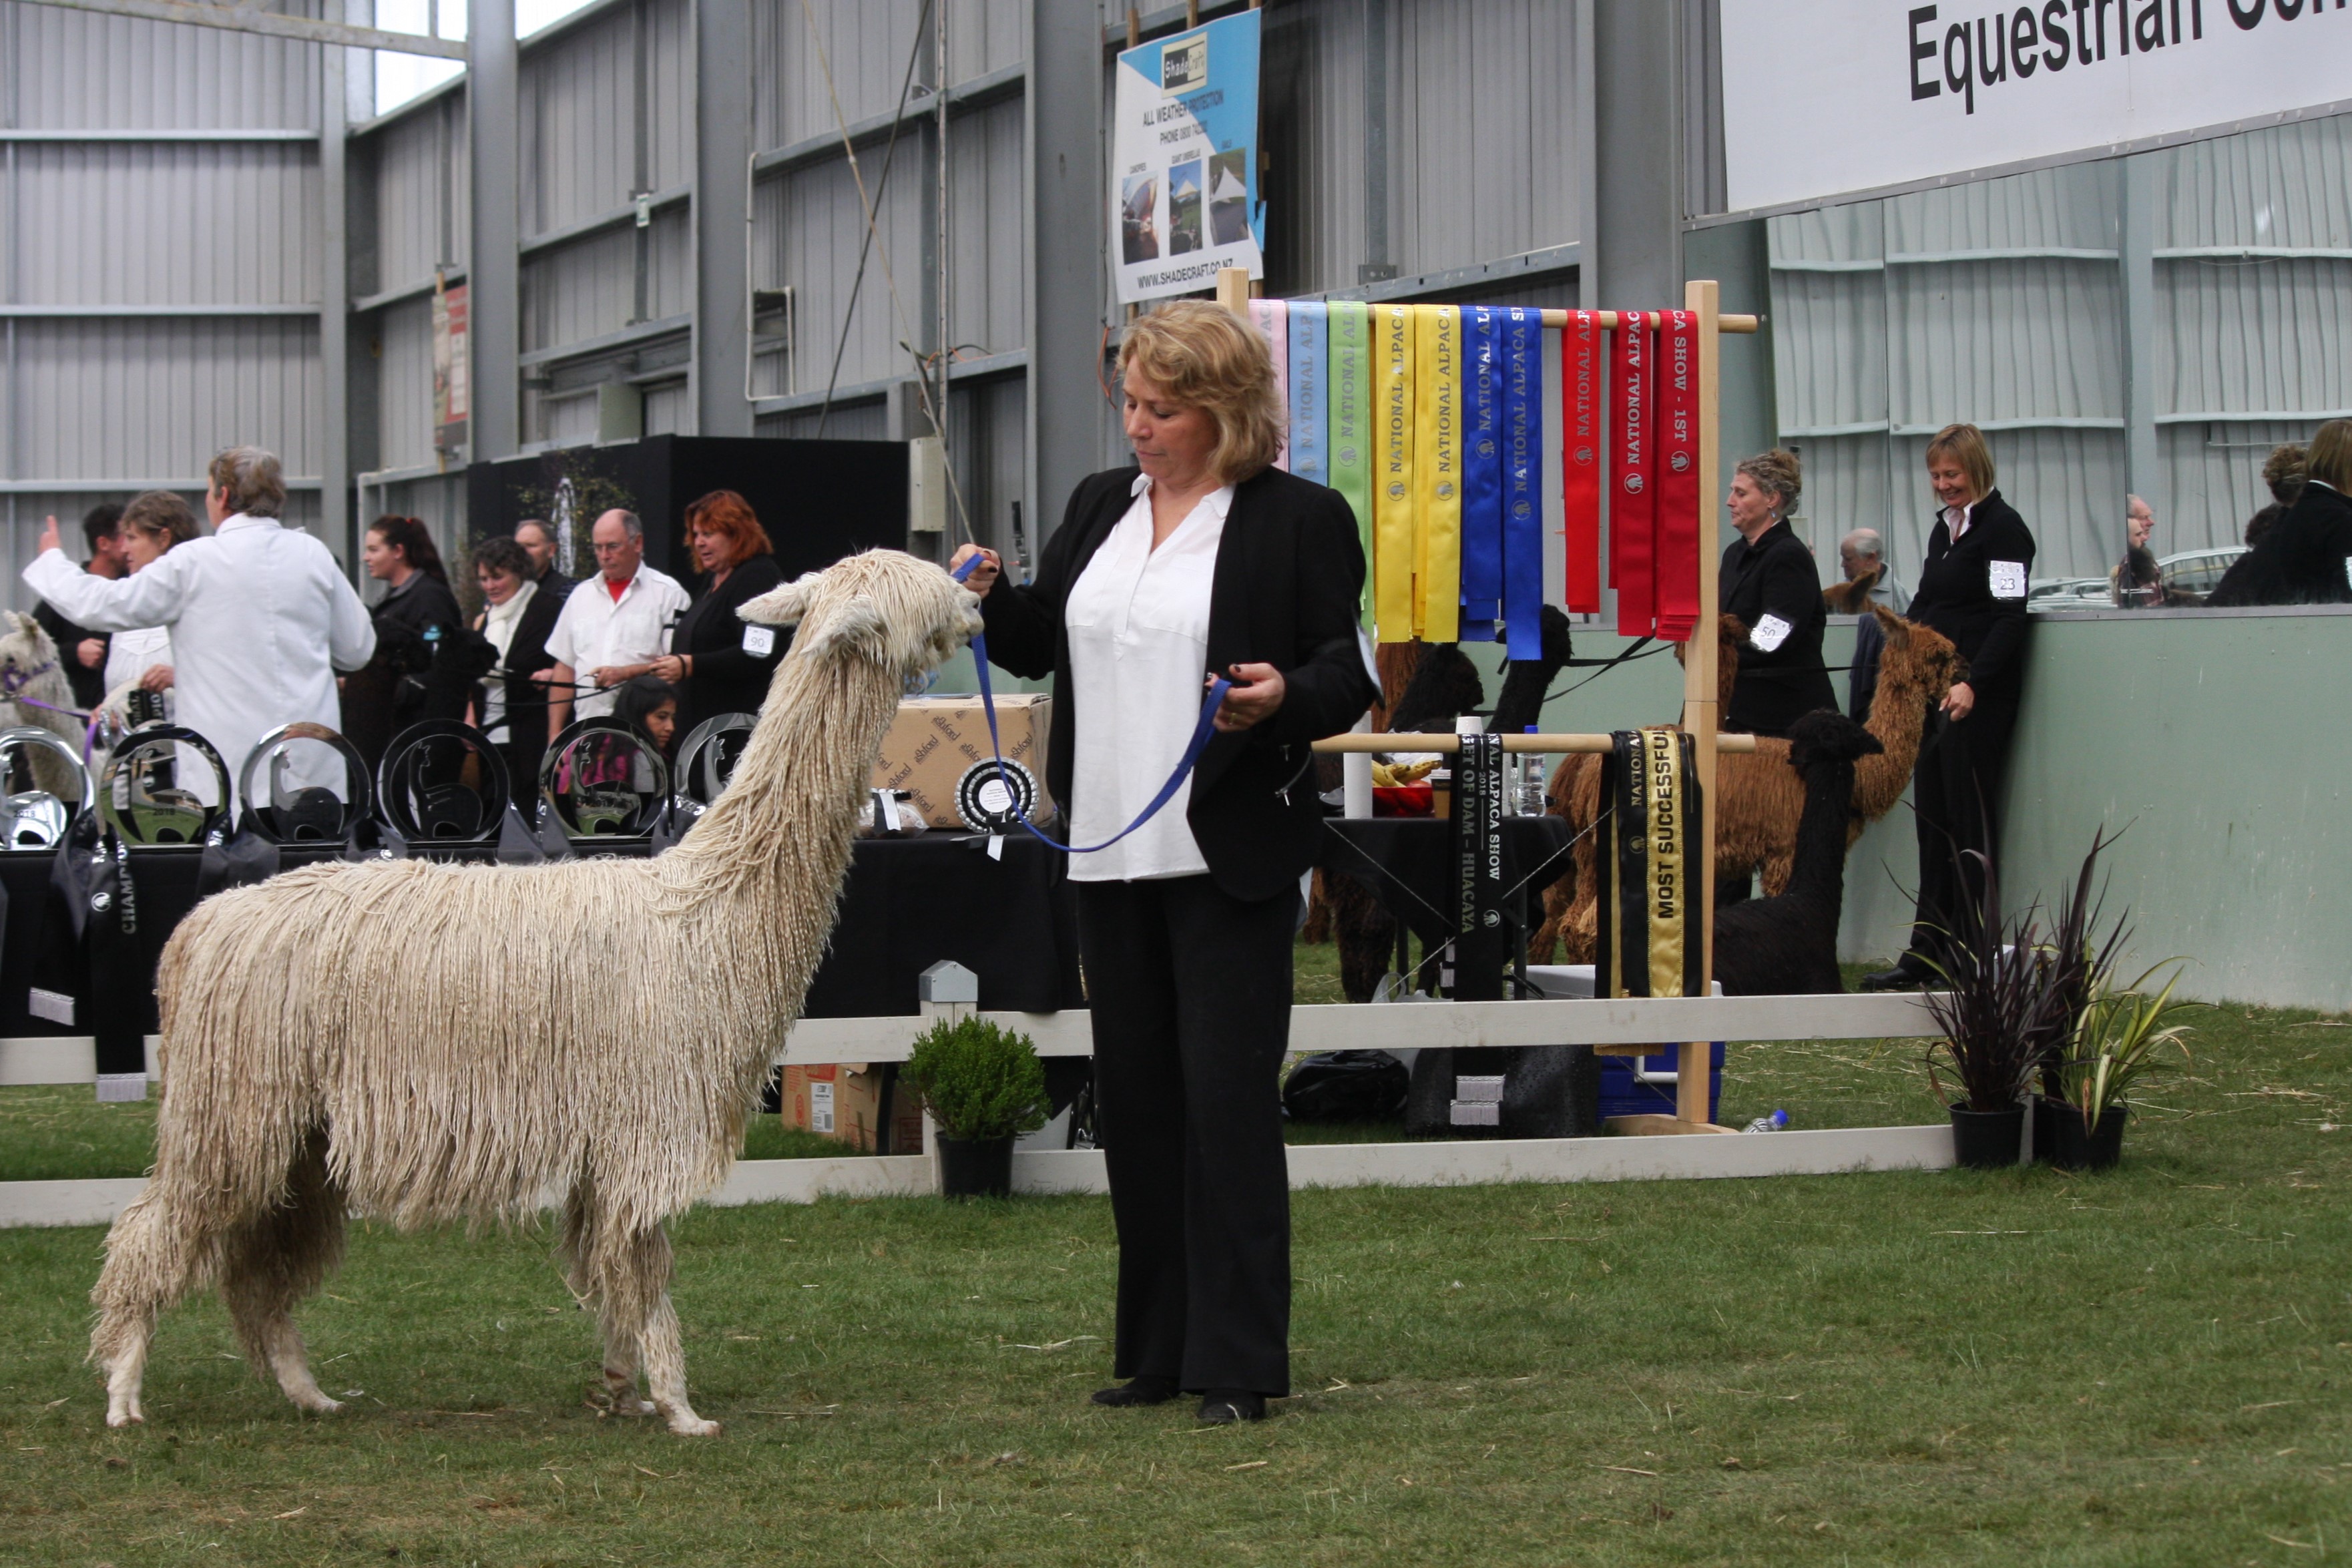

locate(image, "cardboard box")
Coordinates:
870 696 1053 830
782 1062 925 1154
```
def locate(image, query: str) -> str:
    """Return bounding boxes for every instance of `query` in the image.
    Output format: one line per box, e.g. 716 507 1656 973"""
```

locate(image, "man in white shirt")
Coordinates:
23 447 375 805
539 509 690 738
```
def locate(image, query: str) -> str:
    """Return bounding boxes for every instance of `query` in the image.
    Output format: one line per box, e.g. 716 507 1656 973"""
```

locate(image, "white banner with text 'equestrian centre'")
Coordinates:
1719 0 2352 214
1111 11 1264 304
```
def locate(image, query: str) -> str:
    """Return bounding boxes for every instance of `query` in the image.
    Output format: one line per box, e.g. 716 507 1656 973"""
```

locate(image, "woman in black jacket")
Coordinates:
951 301 1376 1426
2209 421 2352 607
469 535 565 795
1863 424 2036 991
650 489 786 738
1718 448 1835 736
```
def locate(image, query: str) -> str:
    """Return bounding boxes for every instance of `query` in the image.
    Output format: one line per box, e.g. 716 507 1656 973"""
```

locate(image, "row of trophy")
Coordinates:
0 712 759 853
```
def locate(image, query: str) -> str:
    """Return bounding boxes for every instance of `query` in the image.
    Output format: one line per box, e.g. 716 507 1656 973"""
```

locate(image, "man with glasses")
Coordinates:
537 509 689 740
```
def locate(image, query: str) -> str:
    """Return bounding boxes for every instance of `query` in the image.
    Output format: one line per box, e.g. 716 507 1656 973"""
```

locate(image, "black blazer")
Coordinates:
672 555 788 735
979 465 1378 903
2209 481 2352 607
1906 490 2036 704
1717 519 1835 736
491 582 566 752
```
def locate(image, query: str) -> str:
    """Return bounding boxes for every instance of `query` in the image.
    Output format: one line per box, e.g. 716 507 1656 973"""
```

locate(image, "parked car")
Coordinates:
2156 545 2246 599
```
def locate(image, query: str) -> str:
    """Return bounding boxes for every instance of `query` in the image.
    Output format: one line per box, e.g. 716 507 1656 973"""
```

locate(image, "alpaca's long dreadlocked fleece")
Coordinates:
90 549 980 1437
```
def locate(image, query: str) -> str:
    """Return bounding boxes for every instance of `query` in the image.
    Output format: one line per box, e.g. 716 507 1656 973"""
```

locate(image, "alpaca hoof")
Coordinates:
105 1406 144 1429
667 1414 722 1438
300 1396 346 1416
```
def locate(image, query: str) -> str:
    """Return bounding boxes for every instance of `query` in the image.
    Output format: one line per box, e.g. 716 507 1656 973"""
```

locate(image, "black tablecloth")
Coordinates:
803 830 1084 1017
0 828 1084 1039
1315 816 1575 953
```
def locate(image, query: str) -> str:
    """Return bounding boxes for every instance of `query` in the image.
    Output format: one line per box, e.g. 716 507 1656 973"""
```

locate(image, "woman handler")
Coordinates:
1717 449 1835 736
951 301 1375 1424
1862 424 2036 991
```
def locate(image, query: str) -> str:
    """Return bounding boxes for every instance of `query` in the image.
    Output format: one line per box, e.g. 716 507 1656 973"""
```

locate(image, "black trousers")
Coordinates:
1077 874 1295 1396
1905 696 2020 971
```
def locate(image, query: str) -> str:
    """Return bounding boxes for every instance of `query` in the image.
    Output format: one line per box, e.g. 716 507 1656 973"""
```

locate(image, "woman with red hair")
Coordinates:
650 489 786 736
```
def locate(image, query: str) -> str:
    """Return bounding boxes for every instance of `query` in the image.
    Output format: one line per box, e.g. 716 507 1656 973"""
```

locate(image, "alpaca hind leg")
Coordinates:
90 1191 216 1428
1758 850 1795 898
609 1226 718 1437
558 1186 652 1416
217 1131 349 1416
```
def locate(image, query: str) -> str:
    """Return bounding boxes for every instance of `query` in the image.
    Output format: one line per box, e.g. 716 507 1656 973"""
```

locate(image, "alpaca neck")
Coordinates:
1783 760 1858 910
659 644 903 933
1853 652 1933 814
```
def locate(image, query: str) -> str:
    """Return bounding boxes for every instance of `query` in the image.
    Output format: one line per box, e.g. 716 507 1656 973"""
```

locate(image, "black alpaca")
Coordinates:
1710 710 1883 997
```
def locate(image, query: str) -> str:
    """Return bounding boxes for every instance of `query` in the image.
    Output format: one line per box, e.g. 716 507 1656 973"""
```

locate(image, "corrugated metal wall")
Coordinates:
12 0 2346 617
3 0 335 599
1770 115 2352 584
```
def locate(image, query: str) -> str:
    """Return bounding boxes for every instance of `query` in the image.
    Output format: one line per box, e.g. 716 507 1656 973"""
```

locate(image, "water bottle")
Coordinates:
1517 725 1548 816
1740 1109 1790 1134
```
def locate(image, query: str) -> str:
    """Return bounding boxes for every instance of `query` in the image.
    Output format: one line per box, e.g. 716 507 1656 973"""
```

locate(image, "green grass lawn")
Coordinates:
3 947 2348 1564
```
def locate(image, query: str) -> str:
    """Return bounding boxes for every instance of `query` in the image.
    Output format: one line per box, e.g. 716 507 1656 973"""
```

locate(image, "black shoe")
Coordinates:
1859 964 1927 992
1090 1376 1178 1408
1196 1389 1266 1424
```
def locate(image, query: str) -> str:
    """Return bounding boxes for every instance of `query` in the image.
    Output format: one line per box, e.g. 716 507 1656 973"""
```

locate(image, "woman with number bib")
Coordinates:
951 301 1375 1424
1863 424 2036 992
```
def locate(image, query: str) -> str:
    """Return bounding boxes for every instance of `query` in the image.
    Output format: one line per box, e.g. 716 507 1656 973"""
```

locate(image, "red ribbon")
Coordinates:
1656 310 1699 643
1610 311 1654 639
1560 310 1604 614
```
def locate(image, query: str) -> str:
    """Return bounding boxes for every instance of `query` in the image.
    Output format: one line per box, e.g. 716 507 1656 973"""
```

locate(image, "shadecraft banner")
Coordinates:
1112 11 1264 304
1720 0 2352 214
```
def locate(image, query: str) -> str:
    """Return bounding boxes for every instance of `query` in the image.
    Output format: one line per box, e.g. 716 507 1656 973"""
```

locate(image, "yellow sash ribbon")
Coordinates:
1374 304 1416 643
1640 725 1688 1000
1413 305 1461 643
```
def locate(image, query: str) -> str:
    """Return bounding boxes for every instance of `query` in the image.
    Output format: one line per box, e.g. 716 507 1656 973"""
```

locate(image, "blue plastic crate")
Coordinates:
1597 1043 1723 1123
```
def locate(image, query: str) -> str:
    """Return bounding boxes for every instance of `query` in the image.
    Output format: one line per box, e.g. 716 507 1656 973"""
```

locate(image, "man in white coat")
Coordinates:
24 446 376 805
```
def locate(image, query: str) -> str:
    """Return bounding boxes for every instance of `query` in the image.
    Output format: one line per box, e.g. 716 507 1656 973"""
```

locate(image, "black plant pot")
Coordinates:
2042 1102 2129 1171
1949 1103 2027 1170
937 1134 1015 1200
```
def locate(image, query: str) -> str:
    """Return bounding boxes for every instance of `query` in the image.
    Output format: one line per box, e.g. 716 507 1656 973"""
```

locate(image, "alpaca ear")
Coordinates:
1874 603 1907 643
738 576 817 628
7 611 36 639
792 594 889 664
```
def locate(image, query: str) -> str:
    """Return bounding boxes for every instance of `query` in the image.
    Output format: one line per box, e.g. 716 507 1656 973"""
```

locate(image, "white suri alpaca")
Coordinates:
90 549 981 1437
0 612 89 795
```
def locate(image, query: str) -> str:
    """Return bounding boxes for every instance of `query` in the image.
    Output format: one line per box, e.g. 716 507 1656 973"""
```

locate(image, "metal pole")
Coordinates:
935 0 951 539
468 0 521 459
320 24 352 565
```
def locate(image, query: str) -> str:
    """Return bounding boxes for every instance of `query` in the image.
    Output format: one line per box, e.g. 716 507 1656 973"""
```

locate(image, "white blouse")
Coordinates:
1063 475 1232 883
102 624 172 700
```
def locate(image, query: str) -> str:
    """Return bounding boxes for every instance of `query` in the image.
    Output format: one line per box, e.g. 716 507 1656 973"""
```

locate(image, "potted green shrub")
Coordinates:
900 1017 1052 1199
2048 969 2194 1171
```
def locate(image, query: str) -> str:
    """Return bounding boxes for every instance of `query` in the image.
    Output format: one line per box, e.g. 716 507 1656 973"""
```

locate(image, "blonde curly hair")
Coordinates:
1118 300 1287 485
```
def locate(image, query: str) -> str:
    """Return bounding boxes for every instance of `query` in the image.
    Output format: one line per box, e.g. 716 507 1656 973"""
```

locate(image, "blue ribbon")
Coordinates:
1500 306 1544 662
1459 306 1503 640
953 551 1233 854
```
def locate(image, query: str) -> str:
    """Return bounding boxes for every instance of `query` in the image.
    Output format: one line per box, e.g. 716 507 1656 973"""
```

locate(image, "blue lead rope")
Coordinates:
954 552 1232 854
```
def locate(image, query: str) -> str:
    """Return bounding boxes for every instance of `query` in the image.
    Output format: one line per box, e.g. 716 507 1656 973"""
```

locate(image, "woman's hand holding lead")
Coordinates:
1212 663 1284 732
947 545 1001 598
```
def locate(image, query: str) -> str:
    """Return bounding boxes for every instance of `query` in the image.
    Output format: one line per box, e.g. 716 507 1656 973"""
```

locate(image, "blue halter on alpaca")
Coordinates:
953 551 1232 854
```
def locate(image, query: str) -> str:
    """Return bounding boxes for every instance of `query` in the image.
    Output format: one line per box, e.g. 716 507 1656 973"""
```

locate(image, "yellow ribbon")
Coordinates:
1374 304 1416 643
1641 726 1688 999
1411 305 1461 643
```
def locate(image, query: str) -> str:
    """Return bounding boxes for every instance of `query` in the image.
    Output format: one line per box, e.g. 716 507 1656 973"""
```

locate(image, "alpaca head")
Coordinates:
1672 614 1742 707
1868 606 1961 701
739 549 981 682
0 612 58 691
1784 708 1883 773
1387 643 1485 735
